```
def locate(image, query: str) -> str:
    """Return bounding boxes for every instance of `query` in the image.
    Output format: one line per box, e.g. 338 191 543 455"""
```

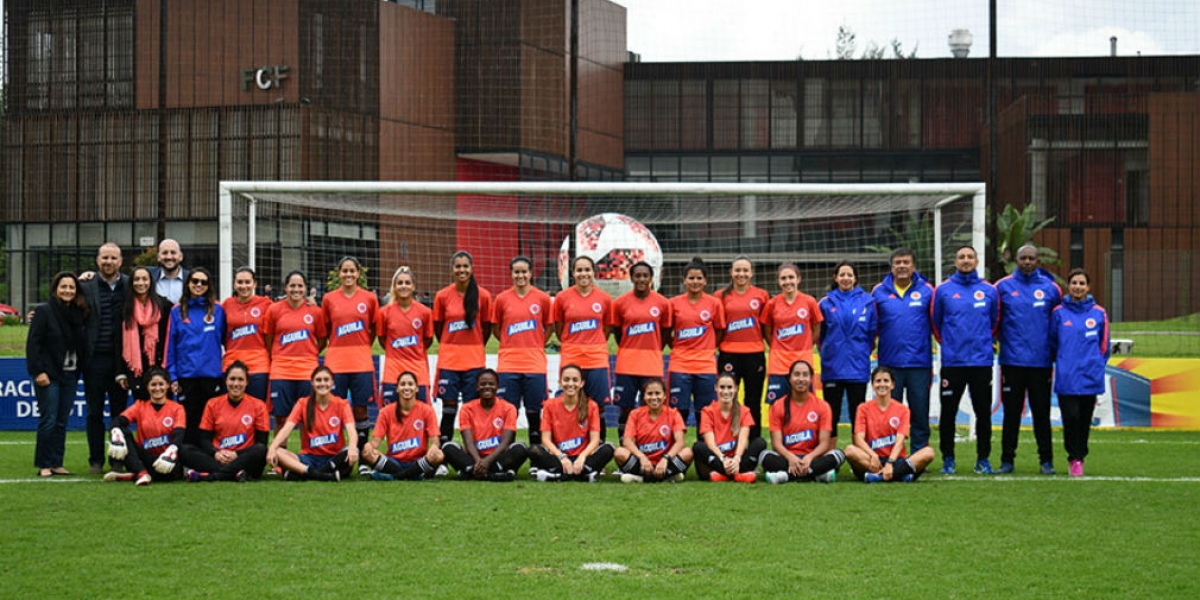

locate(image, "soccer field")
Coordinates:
3 427 1197 598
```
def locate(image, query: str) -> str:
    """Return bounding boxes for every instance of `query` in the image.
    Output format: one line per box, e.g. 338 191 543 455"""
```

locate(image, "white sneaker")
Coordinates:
135 472 152 486
669 473 685 483
814 470 837 484
528 467 540 478
536 470 560 482
434 465 449 478
620 473 644 483
103 471 134 482
585 471 600 483
766 471 789 485
357 464 373 477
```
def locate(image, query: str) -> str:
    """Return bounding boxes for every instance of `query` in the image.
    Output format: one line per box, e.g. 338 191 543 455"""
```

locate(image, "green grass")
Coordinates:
2 427 1197 598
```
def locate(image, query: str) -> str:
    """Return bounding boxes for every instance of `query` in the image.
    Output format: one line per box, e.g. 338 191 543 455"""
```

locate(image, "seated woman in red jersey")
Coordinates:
761 360 845 484
552 255 614 442
177 362 270 482
528 364 615 482
322 257 380 465
263 271 327 443
442 369 529 481
221 267 273 403
377 266 434 404
103 367 188 486
762 263 823 405
493 256 553 446
433 251 494 444
361 371 443 481
613 378 693 483
267 366 357 482
667 258 726 429
844 366 936 483
610 261 672 440
692 372 765 483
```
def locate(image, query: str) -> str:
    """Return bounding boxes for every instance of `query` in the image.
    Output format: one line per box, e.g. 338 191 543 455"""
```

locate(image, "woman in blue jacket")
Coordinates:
817 262 876 444
165 267 227 446
1050 268 1109 477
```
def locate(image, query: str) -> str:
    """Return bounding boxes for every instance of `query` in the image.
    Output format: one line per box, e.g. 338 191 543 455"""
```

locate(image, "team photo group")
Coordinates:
25 238 1110 486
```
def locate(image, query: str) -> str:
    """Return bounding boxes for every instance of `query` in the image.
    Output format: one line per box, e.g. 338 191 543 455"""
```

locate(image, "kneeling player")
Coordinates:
844 366 935 482
528 365 614 482
361 371 443 480
266 366 358 481
104 367 188 485
442 369 529 481
761 360 845 484
692 372 765 483
178 362 270 482
614 378 693 482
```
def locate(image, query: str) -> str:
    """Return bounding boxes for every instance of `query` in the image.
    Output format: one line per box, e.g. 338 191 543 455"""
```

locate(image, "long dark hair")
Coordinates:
394 371 420 423
50 271 89 315
683 257 707 294
224 361 250 400
48 272 88 348
452 251 480 327
829 261 857 291
180 266 217 323
560 364 588 428
716 371 742 434
123 266 167 322
784 359 813 425
306 365 335 433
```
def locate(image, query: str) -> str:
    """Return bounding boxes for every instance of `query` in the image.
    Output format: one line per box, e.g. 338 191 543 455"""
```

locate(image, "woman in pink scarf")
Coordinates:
116 266 172 400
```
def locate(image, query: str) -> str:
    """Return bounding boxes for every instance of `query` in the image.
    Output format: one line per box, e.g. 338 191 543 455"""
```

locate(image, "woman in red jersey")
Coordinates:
762 263 822 405
377 266 434 404
667 258 725 429
433 251 493 443
692 372 765 483
221 267 272 403
115 266 171 401
267 366 357 482
609 261 672 439
551 255 613 442
263 271 327 441
103 367 187 486
613 377 692 483
361 371 443 481
493 256 553 445
322 256 380 464
178 361 271 482
845 366 935 483
716 255 770 439
528 364 614 482
761 360 845 484
441 369 528 481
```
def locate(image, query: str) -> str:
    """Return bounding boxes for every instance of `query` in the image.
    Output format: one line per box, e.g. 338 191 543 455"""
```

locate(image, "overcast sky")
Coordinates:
616 0 1199 61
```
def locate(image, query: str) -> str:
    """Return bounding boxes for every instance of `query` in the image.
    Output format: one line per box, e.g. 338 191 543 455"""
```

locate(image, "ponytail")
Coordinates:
716 371 742 434
394 371 419 423
452 251 480 327
560 364 588 428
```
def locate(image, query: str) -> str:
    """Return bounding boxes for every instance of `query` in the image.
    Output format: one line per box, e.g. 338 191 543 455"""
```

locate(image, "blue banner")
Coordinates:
0 357 90 431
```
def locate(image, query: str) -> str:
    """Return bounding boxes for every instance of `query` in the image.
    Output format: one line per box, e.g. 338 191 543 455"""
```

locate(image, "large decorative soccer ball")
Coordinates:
559 213 663 296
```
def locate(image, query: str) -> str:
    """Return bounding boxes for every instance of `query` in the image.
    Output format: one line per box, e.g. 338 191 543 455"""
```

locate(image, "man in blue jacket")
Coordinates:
995 246 1061 474
932 245 999 474
871 248 936 451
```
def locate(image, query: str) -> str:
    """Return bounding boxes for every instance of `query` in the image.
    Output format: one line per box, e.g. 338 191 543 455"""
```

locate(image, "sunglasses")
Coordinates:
189 278 209 286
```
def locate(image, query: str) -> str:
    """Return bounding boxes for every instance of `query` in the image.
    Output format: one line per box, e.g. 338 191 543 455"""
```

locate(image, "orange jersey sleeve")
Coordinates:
222 296 273 373
322 288 379 373
540 397 601 457
668 293 725 374
551 286 613 369
624 406 684 463
458 400 518 457
265 302 327 380
200 394 270 452
716 286 770 353
433 285 492 371
610 291 672 377
699 403 755 454
289 396 353 456
856 400 910 459
768 397 832 456
123 401 186 456
493 287 551 374
372 401 439 462
377 302 434 387
763 292 823 375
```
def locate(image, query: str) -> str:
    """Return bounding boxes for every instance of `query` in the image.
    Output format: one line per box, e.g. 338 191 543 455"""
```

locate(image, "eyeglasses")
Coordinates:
189 278 209 286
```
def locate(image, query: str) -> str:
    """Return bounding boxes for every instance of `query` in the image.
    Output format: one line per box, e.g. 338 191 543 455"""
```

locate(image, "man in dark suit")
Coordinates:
146 239 188 304
80 242 129 474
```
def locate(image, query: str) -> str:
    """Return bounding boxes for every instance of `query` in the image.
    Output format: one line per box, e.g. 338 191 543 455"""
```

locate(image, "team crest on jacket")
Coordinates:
357 303 368 314
530 304 541 315
1034 290 1045 300
250 307 262 318
414 419 425 431
797 308 808 319
162 416 175 428
807 411 819 423
1085 318 1097 328
241 414 254 426
493 417 504 429
592 302 603 313
699 310 712 322
750 299 761 310
973 290 985 301
412 318 423 329
329 416 341 428
658 424 671 437
204 314 215 324
303 314 314 324
650 307 661 317
911 291 922 300
889 416 901 428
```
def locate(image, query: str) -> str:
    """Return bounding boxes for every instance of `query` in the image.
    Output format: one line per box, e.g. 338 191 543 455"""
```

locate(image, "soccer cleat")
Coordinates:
1068 460 1084 477
814 470 837 484
941 457 957 475
901 473 915 482
434 465 449 478
370 471 396 481
709 472 730 482
283 470 300 482
864 472 883 483
234 470 249 483
1040 461 1056 475
184 469 204 483
584 471 600 483
488 470 516 482
765 471 789 485
103 471 134 483
998 461 1015 474
733 471 757 484
357 464 373 477
135 471 152 486
267 466 284 477
669 473 685 483
535 470 560 482
974 459 995 475
528 467 540 478
620 473 644 483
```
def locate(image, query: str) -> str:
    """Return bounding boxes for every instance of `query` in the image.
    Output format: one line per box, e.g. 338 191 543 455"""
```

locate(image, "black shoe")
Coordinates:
487 470 515 482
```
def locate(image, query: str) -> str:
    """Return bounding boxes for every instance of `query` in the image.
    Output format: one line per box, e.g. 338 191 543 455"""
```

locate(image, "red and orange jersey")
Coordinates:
698 403 755 455
624 406 684 463
457 399 518 457
264 301 327 380
371 401 439 462
610 291 672 377
322 288 379 374
200 393 270 453
855 400 910 459
121 401 186 457
377 302 434 387
768 396 832 456
715 286 770 354
551 286 613 370
540 397 601 457
288 395 354 456
668 293 725 374
221 295 273 374
762 292 823 375
433 284 493 371
493 287 552 374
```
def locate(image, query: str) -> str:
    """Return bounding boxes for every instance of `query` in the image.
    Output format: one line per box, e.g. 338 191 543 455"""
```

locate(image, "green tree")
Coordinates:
995 204 1059 275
